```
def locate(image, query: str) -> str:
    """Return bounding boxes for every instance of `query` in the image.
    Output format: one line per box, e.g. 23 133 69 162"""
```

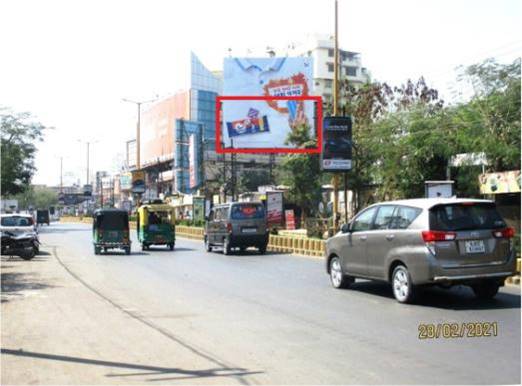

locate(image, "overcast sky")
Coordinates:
0 0 520 187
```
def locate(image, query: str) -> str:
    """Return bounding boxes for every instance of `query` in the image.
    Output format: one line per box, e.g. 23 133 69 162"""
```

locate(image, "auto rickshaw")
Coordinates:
36 209 50 226
137 202 175 251
92 208 131 255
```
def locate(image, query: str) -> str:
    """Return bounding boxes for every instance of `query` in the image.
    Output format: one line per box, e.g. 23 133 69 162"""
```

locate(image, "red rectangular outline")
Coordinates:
215 95 323 154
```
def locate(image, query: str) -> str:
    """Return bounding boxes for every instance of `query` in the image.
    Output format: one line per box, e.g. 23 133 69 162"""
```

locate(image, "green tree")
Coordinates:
237 169 272 193
12 185 58 210
279 123 323 219
1 108 47 195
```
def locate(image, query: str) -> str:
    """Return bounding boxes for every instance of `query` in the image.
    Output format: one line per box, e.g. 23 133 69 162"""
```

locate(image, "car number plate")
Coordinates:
465 240 485 254
241 228 257 234
109 231 118 238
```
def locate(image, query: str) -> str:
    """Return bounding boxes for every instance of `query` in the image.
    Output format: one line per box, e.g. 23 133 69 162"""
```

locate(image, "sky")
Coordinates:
0 0 520 187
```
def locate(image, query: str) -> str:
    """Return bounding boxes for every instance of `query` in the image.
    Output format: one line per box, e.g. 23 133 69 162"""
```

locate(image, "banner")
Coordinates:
266 191 283 226
479 170 521 194
189 134 199 188
223 57 314 149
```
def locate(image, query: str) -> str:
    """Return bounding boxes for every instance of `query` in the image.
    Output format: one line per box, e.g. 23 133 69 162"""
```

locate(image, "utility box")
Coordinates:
425 180 454 198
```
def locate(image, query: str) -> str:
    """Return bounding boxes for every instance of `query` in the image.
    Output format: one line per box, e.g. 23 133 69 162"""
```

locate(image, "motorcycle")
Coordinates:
1 230 40 260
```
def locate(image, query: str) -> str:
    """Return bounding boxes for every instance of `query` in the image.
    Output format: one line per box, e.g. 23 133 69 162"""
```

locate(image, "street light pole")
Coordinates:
77 140 98 186
332 0 340 232
122 97 156 171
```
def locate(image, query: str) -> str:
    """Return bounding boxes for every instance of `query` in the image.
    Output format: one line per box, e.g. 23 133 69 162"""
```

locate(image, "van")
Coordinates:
205 202 269 255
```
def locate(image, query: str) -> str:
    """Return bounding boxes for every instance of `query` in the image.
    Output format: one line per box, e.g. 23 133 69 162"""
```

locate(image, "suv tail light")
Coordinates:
422 230 456 242
492 227 515 239
226 223 232 233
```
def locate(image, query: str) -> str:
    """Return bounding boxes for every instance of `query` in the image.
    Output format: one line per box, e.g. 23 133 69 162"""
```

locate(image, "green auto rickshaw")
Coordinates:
137 202 175 251
92 208 131 255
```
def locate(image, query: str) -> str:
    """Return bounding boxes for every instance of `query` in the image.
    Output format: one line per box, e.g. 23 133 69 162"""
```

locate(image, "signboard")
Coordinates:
479 170 521 194
322 116 352 171
120 173 132 190
450 152 488 167
425 181 454 198
82 184 93 196
189 134 198 188
266 191 283 226
222 57 314 149
285 209 296 230
193 197 205 222
131 170 146 194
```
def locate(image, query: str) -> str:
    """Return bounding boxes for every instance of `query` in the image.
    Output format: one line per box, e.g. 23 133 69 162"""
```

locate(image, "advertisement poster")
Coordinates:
223 57 314 149
285 209 296 230
131 170 146 194
266 191 283 225
189 134 198 188
322 116 353 171
479 170 521 194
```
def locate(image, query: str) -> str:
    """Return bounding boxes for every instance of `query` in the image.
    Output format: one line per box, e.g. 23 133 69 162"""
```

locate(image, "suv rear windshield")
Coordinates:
1 216 34 226
429 203 506 231
231 204 265 220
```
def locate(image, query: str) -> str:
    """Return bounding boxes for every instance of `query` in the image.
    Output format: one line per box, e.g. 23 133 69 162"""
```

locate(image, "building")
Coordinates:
298 34 371 105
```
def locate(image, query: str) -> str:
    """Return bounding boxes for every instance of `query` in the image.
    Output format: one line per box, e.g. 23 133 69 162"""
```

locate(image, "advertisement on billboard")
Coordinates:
479 170 521 194
266 191 283 226
321 116 353 171
141 92 189 167
189 134 199 188
131 170 146 194
222 57 314 150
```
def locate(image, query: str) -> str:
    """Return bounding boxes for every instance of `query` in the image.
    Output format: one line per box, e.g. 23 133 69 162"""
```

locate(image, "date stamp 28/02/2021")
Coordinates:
418 322 498 339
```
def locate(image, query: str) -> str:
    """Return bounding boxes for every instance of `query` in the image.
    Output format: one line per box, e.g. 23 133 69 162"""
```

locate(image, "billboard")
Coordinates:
141 92 190 167
321 116 353 171
479 170 521 194
222 57 315 151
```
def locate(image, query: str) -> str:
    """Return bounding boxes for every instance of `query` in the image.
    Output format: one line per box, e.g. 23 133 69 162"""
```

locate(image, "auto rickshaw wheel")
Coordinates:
124 247 131 255
168 243 174 251
94 246 101 255
141 243 148 251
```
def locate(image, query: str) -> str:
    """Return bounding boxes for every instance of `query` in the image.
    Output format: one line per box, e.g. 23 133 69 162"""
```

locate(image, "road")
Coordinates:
2 222 520 385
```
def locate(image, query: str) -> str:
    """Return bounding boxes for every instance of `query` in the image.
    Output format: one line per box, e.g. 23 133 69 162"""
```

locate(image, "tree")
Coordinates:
279 123 323 219
12 185 58 210
1 108 47 195
237 169 272 193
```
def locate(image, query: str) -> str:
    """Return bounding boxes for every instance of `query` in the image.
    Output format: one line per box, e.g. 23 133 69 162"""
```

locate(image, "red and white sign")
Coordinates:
285 209 295 230
266 192 283 226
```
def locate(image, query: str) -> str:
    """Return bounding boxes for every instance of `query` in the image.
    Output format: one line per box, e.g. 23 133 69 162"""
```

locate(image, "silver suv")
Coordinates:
325 198 517 303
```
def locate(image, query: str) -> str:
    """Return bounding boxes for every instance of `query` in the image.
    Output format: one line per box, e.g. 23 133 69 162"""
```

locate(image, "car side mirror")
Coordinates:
341 223 351 233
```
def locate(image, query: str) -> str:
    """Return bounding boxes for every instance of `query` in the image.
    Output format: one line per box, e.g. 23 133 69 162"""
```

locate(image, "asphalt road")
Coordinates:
2 222 521 384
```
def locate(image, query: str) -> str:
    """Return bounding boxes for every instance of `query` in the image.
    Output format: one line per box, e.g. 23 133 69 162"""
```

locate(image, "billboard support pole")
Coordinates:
332 0 340 232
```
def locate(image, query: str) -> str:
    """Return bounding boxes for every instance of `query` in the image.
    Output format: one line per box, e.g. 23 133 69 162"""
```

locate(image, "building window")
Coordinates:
340 51 347 61
328 48 334 57
324 79 333 88
327 63 334 72
346 66 357 77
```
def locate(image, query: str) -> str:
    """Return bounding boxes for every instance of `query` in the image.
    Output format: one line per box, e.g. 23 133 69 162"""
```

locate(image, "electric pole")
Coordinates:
332 0 340 232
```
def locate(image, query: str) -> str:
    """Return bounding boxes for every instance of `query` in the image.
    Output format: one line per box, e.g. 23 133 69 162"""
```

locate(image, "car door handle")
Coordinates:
358 235 367 241
386 234 395 241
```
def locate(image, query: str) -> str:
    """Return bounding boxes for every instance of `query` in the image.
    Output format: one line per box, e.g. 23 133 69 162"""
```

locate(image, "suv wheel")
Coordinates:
205 236 212 252
223 238 231 255
392 265 415 303
329 256 354 289
472 281 500 300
